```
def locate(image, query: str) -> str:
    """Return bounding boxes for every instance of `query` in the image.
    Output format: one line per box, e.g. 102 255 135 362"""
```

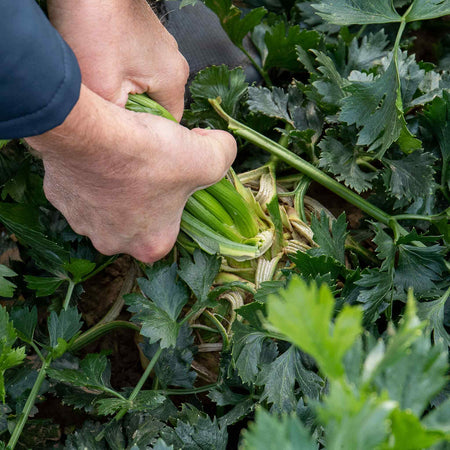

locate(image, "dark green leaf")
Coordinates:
312 0 401 25
319 136 378 193
24 275 64 297
262 22 321 71
0 202 69 269
0 264 17 298
63 258 96 282
203 0 266 47
241 408 316 450
140 262 189 320
290 251 346 282
395 243 447 294
257 346 323 412
64 421 108 450
382 151 436 201
417 289 450 346
126 293 180 348
189 65 248 122
405 0 450 22
47 353 113 393
346 30 389 73
309 211 347 265
423 91 450 192
178 249 220 305
140 324 196 388
161 405 228 450
231 321 272 384
11 306 37 343
340 58 421 157
47 306 82 349
0 307 26 402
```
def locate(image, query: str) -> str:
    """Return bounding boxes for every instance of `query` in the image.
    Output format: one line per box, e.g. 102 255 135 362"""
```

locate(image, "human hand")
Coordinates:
25 86 237 262
47 0 189 120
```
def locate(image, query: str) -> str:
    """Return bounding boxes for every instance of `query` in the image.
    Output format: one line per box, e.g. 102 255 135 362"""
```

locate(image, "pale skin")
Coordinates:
25 0 237 263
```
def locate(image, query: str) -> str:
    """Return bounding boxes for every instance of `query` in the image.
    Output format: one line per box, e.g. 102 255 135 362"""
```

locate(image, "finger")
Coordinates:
149 54 190 122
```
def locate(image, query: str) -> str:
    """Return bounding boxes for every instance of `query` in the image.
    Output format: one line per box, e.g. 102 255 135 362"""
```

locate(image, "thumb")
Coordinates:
187 128 237 189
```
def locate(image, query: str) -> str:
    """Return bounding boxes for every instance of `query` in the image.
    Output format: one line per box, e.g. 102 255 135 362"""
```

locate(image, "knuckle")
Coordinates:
132 234 177 263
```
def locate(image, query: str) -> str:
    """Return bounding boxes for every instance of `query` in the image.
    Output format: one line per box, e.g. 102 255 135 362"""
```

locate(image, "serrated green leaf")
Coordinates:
417 289 450 346
312 0 401 25
203 0 267 47
231 321 273 384
309 211 347 264
189 65 248 125
47 353 113 394
0 264 17 298
24 275 64 297
259 21 321 71
290 251 346 282
266 278 362 379
257 346 323 412
319 136 378 193
346 30 389 73
340 57 421 157
11 306 37 343
0 202 69 270
178 249 220 305
0 307 26 402
126 293 180 348
97 391 164 415
47 306 82 349
63 258 96 282
382 151 436 201
405 0 450 22
140 324 196 389
64 421 108 450
395 243 447 294
153 439 174 450
241 408 316 450
355 269 393 324
160 405 228 450
423 90 450 192
312 50 349 105
139 262 189 320
423 397 450 432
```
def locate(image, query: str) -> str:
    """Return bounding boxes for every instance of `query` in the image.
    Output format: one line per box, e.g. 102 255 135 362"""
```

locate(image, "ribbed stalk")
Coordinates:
184 197 244 242
205 179 260 238
191 189 235 226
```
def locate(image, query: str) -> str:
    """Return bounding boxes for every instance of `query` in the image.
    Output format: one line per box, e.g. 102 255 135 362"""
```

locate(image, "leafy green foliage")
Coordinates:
319 137 378 193
0 265 17 298
47 307 83 357
340 58 421 156
241 408 316 450
0 308 26 402
267 278 362 379
126 262 189 348
203 0 267 47
382 151 436 201
405 0 450 21
178 249 220 305
309 212 347 265
312 0 401 25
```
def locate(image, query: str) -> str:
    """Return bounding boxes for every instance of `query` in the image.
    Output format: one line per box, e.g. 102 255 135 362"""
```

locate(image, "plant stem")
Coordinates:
62 280 75 310
70 320 140 353
203 310 230 351
238 45 272 87
209 98 394 228
113 347 163 422
7 357 51 450
160 383 219 396
80 256 117 283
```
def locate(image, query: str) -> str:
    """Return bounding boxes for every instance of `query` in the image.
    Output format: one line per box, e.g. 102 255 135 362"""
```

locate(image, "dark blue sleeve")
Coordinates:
0 0 81 139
